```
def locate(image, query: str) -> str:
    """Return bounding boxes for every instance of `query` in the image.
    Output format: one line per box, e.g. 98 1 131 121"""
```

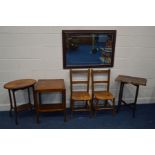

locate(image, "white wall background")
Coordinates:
0 26 155 110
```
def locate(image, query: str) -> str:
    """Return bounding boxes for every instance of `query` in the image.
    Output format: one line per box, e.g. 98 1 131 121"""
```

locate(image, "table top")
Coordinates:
4 79 36 90
35 79 65 92
115 75 147 86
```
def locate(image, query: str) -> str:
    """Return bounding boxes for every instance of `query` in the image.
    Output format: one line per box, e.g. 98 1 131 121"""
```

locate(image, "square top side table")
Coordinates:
35 79 67 123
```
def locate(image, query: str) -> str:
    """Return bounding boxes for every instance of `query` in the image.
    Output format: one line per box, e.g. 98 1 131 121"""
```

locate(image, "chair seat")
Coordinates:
72 91 91 101
94 91 114 100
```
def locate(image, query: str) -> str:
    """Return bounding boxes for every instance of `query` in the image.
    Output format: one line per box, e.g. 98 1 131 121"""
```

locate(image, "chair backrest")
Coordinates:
91 69 111 94
70 69 90 94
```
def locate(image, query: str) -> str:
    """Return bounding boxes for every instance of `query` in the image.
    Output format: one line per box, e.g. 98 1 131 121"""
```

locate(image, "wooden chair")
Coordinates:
70 69 92 116
91 69 115 116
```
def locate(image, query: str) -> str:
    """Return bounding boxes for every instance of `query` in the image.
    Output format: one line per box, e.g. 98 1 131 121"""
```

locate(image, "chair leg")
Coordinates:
89 100 92 118
70 99 73 118
94 99 98 117
85 101 88 109
92 98 96 116
104 100 108 107
64 109 67 122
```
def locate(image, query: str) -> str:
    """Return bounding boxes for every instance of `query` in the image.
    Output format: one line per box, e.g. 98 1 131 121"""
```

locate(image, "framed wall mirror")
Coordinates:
62 30 116 69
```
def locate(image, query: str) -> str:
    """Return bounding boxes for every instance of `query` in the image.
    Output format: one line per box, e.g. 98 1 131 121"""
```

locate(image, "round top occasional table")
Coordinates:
4 79 36 125
4 79 36 90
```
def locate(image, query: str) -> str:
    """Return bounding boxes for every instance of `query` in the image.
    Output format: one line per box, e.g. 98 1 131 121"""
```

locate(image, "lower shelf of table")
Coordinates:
16 103 32 112
119 99 136 109
36 103 66 112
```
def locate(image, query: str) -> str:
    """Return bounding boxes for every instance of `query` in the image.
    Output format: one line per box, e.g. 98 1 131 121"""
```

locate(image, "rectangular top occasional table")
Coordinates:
115 75 147 117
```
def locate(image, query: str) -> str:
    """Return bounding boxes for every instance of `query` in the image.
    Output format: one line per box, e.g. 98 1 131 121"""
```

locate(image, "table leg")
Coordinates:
132 85 139 118
34 92 40 124
27 87 32 109
12 90 18 125
8 90 13 117
36 110 40 124
112 97 115 116
63 90 67 122
39 93 42 105
32 86 35 108
117 82 124 112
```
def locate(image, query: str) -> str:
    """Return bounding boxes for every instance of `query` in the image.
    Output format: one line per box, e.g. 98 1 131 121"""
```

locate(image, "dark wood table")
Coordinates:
115 75 147 117
4 79 36 124
35 79 67 123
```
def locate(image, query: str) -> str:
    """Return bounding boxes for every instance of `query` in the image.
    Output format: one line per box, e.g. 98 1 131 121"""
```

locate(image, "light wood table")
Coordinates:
35 79 67 123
